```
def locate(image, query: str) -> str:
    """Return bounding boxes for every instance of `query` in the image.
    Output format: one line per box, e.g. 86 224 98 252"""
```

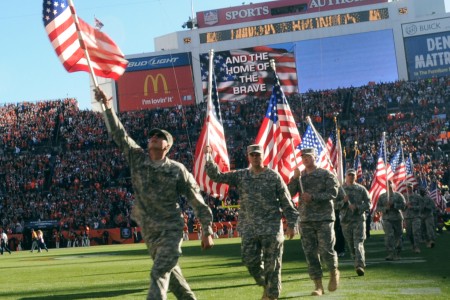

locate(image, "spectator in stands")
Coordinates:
95 88 214 300
205 144 299 300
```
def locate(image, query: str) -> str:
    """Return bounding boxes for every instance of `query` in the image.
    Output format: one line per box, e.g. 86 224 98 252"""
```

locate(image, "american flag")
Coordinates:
254 72 301 184
299 122 332 172
200 46 298 101
326 127 344 184
43 0 128 80
369 137 389 212
193 69 230 199
428 182 445 213
94 17 104 30
354 154 363 183
390 148 407 193
405 154 419 188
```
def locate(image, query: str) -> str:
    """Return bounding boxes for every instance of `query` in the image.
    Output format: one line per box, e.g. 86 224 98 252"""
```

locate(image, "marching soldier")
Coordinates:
376 181 406 261
402 183 422 253
95 88 214 300
288 148 340 296
205 144 299 300
420 188 436 249
335 169 371 276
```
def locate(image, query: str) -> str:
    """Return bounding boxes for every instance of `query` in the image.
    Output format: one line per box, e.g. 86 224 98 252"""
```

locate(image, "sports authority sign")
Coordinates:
196 0 387 28
116 53 195 112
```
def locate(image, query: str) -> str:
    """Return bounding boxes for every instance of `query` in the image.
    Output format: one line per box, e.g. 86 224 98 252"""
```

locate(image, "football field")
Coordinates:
0 230 448 299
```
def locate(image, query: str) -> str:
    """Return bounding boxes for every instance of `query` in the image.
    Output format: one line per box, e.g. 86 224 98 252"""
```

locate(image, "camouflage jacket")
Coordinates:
402 193 422 219
335 183 371 224
103 108 213 236
420 195 436 218
376 192 406 221
287 167 339 223
205 159 299 236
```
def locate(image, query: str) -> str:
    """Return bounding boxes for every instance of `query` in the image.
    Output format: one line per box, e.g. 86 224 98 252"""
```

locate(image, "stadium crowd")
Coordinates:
1 77 450 239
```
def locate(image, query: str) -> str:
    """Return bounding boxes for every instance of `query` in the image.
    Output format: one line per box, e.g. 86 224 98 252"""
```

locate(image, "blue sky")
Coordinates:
0 0 267 110
2 1 448 110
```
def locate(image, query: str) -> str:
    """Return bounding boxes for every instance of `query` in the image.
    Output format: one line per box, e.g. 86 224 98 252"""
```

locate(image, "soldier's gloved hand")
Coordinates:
285 227 297 240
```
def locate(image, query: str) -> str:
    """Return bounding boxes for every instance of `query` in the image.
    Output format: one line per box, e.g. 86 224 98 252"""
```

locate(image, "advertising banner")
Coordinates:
404 31 450 80
117 65 195 112
197 0 387 28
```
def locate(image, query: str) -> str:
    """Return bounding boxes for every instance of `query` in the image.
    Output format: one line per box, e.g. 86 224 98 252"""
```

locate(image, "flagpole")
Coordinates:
383 132 390 201
206 49 215 147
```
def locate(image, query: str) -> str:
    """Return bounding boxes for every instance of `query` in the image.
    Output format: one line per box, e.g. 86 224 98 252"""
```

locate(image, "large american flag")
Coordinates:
369 137 389 212
254 73 301 184
326 128 344 184
200 46 298 101
390 148 407 193
193 71 230 200
43 0 128 80
405 154 419 188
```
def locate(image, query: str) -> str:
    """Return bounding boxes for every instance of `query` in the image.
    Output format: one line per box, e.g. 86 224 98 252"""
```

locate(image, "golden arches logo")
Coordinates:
144 74 169 95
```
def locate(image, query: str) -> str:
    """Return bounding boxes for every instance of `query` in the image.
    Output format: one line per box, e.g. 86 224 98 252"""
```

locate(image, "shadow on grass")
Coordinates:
19 288 147 300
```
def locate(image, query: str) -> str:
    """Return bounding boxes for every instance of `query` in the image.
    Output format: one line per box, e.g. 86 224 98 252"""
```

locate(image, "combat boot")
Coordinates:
311 278 324 296
328 269 340 292
413 247 421 254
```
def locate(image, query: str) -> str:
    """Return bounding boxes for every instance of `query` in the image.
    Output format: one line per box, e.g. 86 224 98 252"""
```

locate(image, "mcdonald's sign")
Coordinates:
117 66 195 112
144 74 170 95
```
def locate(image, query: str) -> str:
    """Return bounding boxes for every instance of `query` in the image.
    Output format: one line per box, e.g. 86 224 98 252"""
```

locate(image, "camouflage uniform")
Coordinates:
104 108 213 300
402 192 422 250
420 194 436 247
287 168 339 280
205 157 299 299
335 183 371 270
376 192 406 259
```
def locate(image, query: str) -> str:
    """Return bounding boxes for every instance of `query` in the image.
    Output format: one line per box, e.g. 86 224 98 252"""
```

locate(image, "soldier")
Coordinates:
95 88 214 300
419 188 436 248
288 148 340 296
402 183 422 253
335 168 371 276
376 181 406 261
205 144 299 300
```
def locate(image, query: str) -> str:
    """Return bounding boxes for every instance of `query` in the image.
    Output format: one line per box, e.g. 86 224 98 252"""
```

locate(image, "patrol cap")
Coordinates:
247 144 264 154
301 148 317 157
407 183 414 188
149 128 173 150
346 168 357 176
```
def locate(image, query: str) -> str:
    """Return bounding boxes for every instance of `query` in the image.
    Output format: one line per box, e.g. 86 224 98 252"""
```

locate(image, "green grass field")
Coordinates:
0 230 448 299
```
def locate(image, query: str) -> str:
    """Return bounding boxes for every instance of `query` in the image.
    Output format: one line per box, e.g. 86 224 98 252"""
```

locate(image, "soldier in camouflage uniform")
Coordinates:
402 184 422 253
335 169 371 276
419 188 436 248
287 148 340 296
376 181 406 261
205 144 299 300
95 89 214 300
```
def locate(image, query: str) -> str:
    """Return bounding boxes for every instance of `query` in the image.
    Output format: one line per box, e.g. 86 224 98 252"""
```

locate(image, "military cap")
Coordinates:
301 148 317 157
149 128 173 150
346 168 357 175
407 183 414 188
247 144 264 154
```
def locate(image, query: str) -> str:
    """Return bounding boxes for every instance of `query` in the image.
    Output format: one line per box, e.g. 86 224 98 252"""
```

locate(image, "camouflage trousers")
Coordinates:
299 221 338 280
341 220 366 268
241 232 284 299
404 217 422 248
422 215 436 243
382 219 403 256
144 230 196 300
